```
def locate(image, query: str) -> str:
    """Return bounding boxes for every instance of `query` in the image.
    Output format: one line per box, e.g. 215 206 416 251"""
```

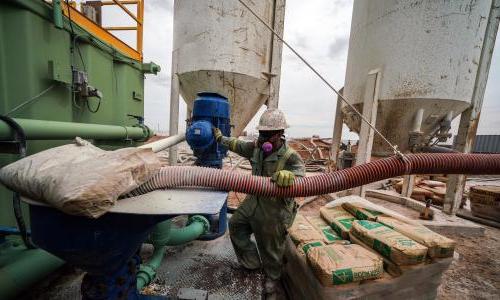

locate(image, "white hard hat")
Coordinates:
256 108 289 131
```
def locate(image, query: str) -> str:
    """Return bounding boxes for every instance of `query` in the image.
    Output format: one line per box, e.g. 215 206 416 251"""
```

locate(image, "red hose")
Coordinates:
127 153 500 198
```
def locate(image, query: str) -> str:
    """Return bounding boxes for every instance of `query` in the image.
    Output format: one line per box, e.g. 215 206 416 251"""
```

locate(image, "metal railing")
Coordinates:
100 0 144 56
47 0 144 61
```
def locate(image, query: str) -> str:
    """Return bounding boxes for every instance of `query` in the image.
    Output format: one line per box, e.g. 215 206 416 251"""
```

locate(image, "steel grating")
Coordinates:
144 231 265 299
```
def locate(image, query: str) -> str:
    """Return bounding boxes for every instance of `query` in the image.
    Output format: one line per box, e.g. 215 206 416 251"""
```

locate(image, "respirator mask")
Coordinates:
257 131 283 154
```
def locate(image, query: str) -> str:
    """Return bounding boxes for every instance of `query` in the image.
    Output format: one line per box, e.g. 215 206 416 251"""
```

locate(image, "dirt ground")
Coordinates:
437 225 500 300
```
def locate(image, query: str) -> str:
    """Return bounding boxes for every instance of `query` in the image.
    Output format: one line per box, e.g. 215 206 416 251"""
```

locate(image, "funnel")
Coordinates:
25 189 228 300
29 205 169 300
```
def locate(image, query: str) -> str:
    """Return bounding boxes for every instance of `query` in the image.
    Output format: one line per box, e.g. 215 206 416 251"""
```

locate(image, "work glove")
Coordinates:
271 170 295 187
212 127 223 142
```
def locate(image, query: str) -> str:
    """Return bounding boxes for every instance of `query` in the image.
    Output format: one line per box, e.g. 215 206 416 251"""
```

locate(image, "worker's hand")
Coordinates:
271 170 295 187
212 127 223 142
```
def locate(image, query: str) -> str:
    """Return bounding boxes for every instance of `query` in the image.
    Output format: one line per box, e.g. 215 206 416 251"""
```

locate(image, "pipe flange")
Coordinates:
187 215 210 234
136 264 156 286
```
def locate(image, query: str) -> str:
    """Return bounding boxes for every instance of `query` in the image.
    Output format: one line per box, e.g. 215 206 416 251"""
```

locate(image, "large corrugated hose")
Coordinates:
127 153 500 198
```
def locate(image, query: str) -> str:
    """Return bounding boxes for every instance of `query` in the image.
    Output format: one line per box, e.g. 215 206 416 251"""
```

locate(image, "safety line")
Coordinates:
237 0 403 158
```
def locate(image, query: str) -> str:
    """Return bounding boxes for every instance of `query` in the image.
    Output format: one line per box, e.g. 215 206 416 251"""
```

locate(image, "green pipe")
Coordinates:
0 248 64 299
136 245 166 290
52 0 62 29
0 118 152 141
137 216 209 290
167 216 209 246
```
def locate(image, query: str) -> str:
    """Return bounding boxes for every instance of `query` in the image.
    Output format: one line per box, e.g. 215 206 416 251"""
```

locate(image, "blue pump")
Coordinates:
186 92 231 168
185 92 231 240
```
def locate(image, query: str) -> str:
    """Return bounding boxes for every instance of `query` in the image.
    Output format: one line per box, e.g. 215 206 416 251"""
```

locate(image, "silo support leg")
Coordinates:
443 0 500 215
330 88 344 170
169 51 180 166
354 70 381 197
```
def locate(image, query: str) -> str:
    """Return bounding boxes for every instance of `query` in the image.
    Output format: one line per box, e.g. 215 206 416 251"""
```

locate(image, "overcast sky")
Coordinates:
110 0 499 139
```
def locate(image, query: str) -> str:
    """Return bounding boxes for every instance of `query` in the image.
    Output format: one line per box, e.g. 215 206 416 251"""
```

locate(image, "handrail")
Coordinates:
110 0 141 24
48 0 145 61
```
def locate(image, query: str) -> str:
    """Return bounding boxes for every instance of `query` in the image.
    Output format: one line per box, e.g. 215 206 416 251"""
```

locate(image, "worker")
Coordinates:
213 108 305 298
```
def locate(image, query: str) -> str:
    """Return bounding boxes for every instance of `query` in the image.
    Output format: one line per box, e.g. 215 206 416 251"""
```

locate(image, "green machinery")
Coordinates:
0 0 159 298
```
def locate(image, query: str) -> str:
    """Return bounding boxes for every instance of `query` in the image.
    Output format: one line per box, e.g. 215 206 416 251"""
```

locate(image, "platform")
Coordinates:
282 238 454 300
366 190 485 236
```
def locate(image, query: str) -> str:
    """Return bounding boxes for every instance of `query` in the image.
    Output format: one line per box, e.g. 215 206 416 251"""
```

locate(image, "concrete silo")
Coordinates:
341 0 494 155
168 0 286 164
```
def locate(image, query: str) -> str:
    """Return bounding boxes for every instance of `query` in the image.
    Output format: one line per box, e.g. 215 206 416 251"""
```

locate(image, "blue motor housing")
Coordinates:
186 92 231 168
185 92 231 240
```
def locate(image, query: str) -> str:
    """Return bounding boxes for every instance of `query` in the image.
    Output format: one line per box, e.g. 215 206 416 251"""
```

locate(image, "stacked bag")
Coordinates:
287 196 456 287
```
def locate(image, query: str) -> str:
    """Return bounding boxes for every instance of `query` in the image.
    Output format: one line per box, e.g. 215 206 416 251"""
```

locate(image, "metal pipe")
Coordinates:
412 108 424 133
0 118 151 141
127 153 500 198
137 216 209 290
419 145 458 153
52 0 63 29
168 55 180 165
138 133 185 153
0 248 64 299
166 217 208 246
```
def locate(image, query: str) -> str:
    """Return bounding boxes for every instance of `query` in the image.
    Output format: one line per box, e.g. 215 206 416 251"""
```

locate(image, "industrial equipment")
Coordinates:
0 1 237 298
186 92 231 168
3 0 498 299
341 0 494 155
168 0 286 167
185 92 231 240
0 1 216 299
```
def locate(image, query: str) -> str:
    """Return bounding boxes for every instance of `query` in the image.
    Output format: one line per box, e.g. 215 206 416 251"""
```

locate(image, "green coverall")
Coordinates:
220 136 306 280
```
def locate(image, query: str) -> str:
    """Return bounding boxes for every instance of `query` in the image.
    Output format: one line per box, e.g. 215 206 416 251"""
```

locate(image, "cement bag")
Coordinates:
307 244 383 286
376 216 455 258
288 213 323 245
351 220 428 265
305 215 349 245
297 240 325 256
342 202 383 221
319 206 356 239
0 138 161 218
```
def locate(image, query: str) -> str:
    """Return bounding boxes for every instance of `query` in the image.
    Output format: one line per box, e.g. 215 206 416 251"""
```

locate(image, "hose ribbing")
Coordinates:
127 154 500 198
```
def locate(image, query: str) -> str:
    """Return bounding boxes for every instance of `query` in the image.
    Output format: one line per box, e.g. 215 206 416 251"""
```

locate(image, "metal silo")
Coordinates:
170 0 285 138
342 0 493 155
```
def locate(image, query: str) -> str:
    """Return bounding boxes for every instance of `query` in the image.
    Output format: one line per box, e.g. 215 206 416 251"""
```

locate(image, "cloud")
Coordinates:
327 36 348 59
145 0 173 13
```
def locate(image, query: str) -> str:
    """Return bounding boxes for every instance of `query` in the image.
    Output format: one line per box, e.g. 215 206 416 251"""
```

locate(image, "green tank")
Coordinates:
0 1 159 298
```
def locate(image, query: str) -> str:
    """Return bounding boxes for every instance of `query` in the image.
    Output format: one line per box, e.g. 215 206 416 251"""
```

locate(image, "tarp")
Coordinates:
0 138 161 218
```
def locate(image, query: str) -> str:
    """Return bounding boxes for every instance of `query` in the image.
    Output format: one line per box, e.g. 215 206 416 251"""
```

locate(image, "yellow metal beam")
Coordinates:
103 26 137 31
61 1 142 61
101 0 139 5
111 0 141 24
136 0 144 56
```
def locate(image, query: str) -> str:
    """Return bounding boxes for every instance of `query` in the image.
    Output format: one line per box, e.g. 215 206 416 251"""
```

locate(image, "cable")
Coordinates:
237 0 403 158
65 0 76 35
72 35 87 73
5 85 55 116
0 116 35 249
86 98 101 113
